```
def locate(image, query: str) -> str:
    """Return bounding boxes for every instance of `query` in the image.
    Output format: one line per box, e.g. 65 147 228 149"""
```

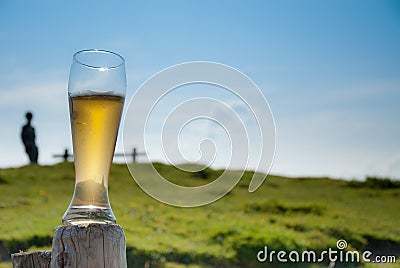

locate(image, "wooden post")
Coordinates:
51 224 126 268
11 251 51 268
11 224 127 268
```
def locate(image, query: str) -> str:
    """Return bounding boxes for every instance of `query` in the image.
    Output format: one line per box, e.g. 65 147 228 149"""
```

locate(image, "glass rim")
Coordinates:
73 49 125 70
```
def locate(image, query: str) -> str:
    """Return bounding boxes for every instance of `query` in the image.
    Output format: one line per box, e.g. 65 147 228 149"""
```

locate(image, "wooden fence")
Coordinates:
53 147 146 163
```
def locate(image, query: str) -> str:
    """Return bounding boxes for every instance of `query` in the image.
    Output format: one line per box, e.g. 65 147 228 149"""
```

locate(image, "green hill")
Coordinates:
0 163 399 267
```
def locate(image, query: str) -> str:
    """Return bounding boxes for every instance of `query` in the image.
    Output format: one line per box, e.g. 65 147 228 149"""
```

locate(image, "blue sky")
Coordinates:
0 1 399 179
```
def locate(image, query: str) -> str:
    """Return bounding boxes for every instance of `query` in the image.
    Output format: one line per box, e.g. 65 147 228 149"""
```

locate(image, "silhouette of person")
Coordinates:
21 112 39 164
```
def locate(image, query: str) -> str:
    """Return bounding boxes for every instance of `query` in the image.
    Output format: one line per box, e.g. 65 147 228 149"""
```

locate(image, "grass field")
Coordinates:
0 162 399 267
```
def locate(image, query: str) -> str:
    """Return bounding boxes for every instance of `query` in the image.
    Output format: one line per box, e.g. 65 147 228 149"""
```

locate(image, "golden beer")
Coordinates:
63 49 126 225
62 93 124 224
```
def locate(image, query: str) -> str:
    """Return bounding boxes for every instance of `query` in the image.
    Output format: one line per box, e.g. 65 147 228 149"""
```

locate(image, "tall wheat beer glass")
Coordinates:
62 49 126 225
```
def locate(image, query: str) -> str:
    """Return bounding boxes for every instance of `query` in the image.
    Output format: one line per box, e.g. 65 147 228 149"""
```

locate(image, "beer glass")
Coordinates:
62 49 126 225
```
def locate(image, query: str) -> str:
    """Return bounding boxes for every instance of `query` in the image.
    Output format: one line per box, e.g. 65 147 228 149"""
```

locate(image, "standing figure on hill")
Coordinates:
21 112 39 164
